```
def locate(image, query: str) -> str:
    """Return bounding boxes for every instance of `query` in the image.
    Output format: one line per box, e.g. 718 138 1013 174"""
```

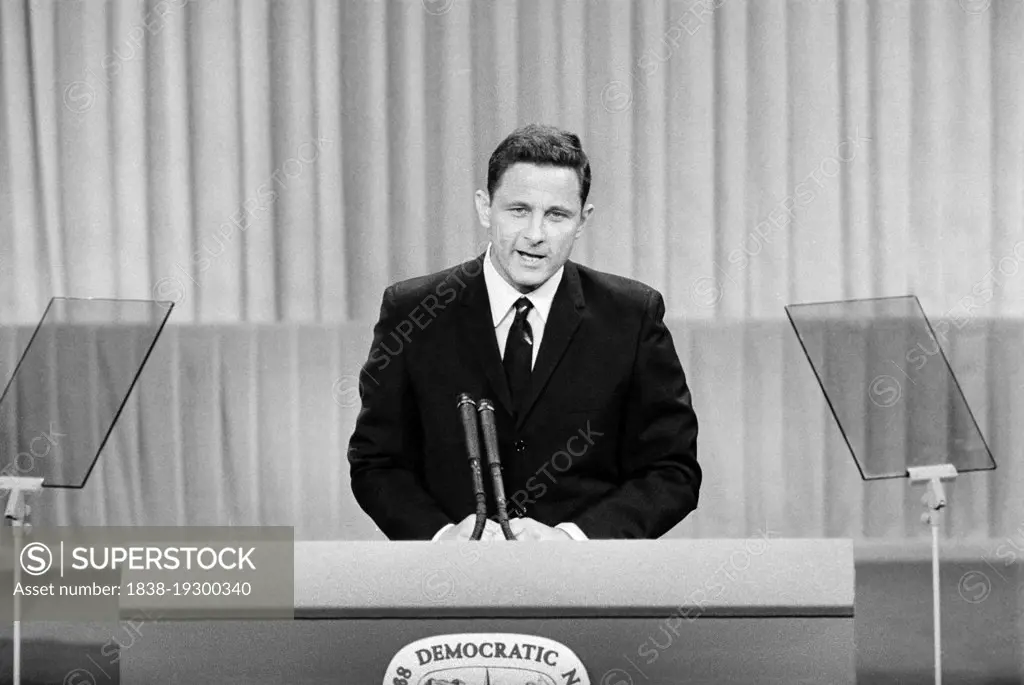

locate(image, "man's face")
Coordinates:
475 163 594 294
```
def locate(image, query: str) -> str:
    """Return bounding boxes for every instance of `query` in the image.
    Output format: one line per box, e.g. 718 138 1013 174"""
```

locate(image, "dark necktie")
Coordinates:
503 297 534 415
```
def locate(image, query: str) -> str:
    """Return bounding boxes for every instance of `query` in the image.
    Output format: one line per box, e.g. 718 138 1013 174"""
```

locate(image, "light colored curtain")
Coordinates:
0 0 1022 542
1 0 1021 323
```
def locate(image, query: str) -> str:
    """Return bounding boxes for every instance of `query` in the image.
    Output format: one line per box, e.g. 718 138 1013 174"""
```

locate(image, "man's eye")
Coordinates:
509 207 529 216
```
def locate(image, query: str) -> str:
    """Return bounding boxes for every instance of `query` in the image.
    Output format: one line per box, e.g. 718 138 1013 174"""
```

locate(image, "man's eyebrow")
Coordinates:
545 204 577 215
500 198 577 215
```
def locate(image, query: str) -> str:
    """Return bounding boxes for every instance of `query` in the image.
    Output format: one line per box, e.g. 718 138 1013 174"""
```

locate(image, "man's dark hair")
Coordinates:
486 124 591 206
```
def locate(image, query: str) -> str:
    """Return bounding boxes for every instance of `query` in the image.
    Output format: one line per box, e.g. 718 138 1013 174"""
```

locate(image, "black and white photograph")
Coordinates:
0 0 1021 682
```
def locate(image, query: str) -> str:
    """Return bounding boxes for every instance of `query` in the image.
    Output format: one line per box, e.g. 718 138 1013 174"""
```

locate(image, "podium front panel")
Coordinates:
121 616 853 684
118 539 854 683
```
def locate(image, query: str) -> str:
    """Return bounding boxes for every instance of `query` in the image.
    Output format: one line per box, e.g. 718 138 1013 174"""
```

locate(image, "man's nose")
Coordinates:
522 213 545 241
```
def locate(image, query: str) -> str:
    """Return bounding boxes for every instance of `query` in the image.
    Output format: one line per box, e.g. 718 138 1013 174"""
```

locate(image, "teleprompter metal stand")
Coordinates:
786 296 996 685
908 463 958 685
0 476 43 685
0 297 174 685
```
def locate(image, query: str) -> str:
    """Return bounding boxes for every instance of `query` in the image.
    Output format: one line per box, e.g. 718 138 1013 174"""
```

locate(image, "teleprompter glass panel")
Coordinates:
0 297 173 488
785 295 995 480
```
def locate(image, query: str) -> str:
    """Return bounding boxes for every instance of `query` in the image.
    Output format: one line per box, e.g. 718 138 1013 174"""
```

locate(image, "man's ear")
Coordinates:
474 189 492 229
575 203 595 239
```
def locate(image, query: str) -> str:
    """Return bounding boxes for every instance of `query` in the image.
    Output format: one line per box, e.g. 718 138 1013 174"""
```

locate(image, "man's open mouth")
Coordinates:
517 250 544 263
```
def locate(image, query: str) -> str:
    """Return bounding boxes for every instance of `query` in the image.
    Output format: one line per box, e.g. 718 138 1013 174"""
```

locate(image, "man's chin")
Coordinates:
510 271 549 292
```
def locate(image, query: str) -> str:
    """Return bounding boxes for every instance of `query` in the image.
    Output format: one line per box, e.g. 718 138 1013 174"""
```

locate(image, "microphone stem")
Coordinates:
457 393 489 541
478 400 516 541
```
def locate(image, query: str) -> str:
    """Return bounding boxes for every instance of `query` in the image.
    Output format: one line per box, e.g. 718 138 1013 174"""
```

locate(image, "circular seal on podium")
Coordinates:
383 633 590 685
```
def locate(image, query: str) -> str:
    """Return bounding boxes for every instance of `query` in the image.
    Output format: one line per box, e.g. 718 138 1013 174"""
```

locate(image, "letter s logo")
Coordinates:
21 542 53 576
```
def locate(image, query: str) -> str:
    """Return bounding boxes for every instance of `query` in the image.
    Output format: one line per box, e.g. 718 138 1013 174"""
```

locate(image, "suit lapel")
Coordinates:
456 254 514 415
516 261 585 430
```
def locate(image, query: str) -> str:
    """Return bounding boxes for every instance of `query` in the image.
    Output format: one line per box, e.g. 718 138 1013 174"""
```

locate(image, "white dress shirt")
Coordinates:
486 243 562 371
433 245 588 541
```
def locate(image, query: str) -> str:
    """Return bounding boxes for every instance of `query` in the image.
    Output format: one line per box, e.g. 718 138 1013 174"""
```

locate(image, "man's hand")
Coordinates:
509 517 572 541
436 514 504 541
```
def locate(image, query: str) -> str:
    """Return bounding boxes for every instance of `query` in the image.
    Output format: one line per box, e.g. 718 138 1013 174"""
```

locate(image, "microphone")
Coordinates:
477 399 516 541
457 393 488 541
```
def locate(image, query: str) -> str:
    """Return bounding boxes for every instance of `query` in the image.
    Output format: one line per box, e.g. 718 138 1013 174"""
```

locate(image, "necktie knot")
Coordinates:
514 297 533 320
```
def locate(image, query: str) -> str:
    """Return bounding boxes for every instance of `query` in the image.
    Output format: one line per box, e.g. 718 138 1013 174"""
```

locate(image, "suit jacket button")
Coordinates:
514 440 526 452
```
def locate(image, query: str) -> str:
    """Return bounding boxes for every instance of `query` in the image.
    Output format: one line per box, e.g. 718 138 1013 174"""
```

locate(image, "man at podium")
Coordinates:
348 124 701 541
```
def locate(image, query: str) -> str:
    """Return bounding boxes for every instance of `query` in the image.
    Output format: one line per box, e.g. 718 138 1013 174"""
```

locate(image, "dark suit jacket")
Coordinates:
347 252 701 540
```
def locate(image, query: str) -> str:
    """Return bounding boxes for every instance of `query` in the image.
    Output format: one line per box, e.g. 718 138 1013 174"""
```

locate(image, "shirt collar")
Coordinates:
482 243 564 328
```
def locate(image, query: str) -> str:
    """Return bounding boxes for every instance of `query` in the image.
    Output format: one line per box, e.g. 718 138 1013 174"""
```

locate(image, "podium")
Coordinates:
118 539 854 683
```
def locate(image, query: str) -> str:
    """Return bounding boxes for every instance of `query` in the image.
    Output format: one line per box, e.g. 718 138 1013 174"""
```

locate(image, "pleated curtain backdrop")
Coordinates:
0 0 1022 541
